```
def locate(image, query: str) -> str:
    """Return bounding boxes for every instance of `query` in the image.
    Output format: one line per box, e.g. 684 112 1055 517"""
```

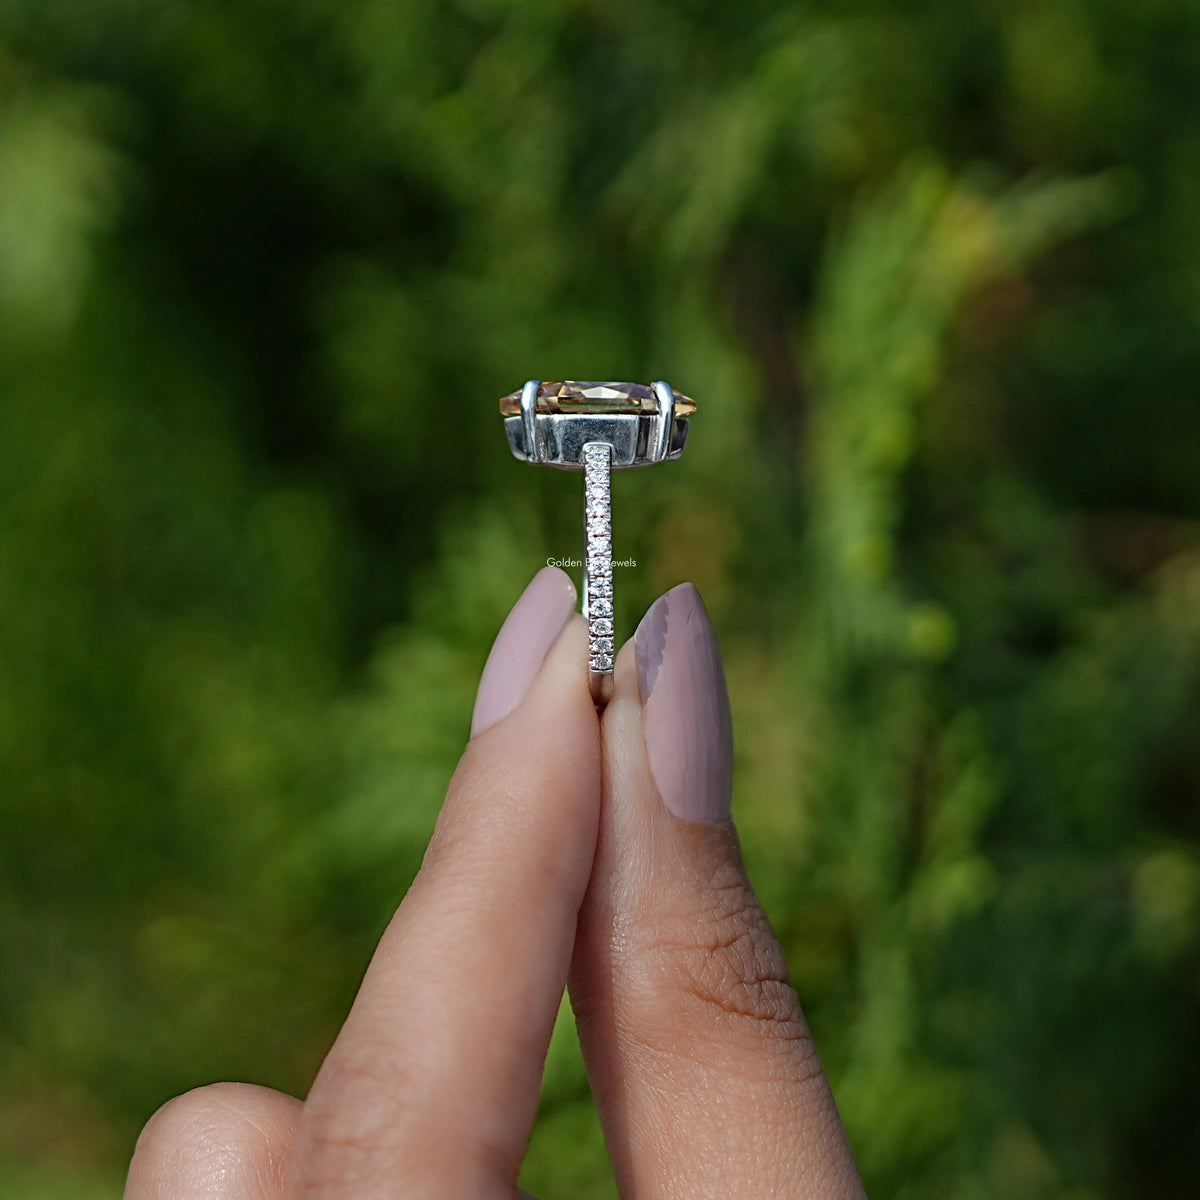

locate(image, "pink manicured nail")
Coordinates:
634 583 733 822
471 567 577 737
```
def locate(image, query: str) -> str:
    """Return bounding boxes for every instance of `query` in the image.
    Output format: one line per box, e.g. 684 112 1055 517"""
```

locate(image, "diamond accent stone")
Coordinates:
500 381 697 417
583 439 616 676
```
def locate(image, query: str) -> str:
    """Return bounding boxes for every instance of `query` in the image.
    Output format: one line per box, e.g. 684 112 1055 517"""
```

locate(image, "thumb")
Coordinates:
569 583 866 1200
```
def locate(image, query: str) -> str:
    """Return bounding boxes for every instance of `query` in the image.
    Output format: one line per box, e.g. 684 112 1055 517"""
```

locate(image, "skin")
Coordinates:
125 616 867 1200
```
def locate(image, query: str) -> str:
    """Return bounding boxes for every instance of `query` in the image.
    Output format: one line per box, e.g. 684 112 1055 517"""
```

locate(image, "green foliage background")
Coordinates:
2 1 1199 1196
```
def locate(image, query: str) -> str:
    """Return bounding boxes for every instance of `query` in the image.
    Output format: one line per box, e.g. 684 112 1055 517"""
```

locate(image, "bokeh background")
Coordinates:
2 1 1200 1196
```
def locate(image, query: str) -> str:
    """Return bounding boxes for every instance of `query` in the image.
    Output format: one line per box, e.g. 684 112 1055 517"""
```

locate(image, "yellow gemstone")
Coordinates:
499 381 696 417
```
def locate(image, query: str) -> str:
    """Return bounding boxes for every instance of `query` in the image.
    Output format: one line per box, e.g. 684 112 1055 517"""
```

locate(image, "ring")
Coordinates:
498 381 695 706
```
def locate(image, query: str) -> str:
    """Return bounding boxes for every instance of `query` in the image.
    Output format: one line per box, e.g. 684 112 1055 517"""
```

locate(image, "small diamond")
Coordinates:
590 618 613 635
592 577 612 598
591 597 612 617
591 636 614 654
590 654 614 671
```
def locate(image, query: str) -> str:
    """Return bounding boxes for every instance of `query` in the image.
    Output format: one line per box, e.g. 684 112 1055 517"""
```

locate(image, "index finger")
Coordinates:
284 569 600 1199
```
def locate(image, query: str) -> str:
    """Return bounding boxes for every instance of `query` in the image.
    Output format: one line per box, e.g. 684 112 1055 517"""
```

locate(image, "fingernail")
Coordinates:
471 567 577 737
634 583 733 821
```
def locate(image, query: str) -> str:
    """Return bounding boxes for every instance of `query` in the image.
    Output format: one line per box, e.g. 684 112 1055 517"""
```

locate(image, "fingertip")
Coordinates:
470 609 596 751
607 582 733 824
471 566 580 739
447 611 600 894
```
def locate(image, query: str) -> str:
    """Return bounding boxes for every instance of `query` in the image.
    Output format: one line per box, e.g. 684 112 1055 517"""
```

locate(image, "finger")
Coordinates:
125 1082 301 1199
285 567 601 1200
570 583 867 1200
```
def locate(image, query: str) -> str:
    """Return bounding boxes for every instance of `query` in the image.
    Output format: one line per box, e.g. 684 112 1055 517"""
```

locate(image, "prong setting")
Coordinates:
651 380 676 464
519 379 541 465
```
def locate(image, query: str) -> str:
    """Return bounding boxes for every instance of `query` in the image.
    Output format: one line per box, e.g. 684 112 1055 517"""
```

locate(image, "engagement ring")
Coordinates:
499 381 694 706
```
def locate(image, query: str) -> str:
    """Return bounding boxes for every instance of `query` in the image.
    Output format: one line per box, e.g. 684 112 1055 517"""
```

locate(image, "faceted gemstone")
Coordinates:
500 381 696 417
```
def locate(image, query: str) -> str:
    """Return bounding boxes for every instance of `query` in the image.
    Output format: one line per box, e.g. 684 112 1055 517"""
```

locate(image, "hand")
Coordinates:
125 568 867 1199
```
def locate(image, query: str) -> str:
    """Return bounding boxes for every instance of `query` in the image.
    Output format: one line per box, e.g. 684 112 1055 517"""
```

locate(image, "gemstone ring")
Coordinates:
498 380 695 706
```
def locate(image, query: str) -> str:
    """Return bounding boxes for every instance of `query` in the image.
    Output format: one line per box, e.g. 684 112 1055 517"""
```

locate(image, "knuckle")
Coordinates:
293 1038 505 1194
293 1070 411 1189
635 865 818 1068
303 1041 414 1152
680 901 797 1025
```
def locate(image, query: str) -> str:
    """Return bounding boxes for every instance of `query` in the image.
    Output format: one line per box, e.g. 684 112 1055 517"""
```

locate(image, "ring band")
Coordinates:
583 442 614 704
498 381 694 707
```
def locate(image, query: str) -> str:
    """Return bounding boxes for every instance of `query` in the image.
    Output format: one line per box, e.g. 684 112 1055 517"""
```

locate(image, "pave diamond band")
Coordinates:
499 380 694 707
583 442 615 697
